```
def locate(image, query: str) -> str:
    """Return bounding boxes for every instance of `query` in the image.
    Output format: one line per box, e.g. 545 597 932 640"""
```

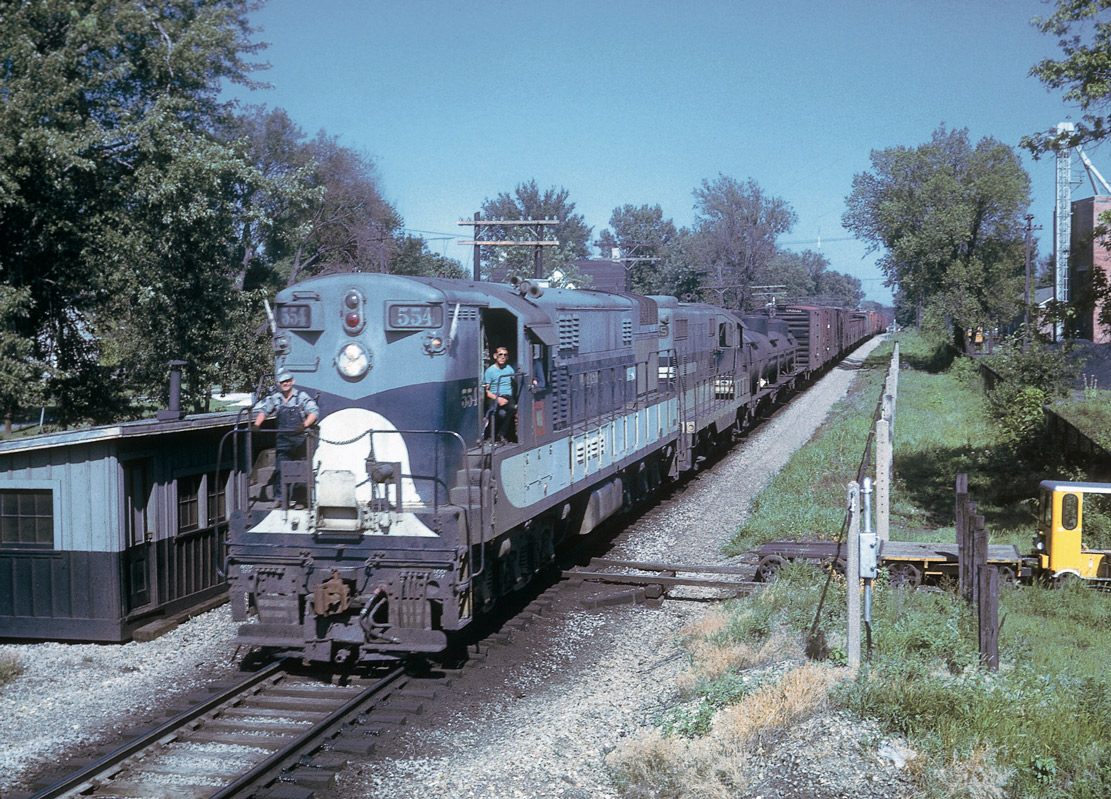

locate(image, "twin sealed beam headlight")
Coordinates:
336 342 371 378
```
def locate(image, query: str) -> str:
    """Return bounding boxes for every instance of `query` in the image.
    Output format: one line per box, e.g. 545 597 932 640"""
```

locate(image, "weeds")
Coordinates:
1050 390 1111 452
610 662 839 798
0 652 23 686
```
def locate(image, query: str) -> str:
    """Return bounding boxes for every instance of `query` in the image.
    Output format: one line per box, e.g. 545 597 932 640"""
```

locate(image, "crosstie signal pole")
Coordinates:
459 218 560 281
596 242 662 293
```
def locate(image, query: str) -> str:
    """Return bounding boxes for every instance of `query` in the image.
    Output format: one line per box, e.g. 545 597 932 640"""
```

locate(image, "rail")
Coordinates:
28 660 288 799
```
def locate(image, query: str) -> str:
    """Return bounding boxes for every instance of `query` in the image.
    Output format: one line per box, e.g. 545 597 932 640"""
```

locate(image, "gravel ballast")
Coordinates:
1 336 915 799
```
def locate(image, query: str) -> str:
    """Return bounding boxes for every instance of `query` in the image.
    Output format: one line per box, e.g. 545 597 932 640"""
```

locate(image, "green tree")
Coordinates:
279 132 401 284
220 106 319 293
759 250 824 301
598 204 679 293
392 236 466 278
0 287 44 433
754 248 864 307
650 228 704 299
815 270 865 308
479 180 592 281
96 116 269 411
692 175 796 309
843 126 1031 347
0 0 264 420
1025 1 1111 153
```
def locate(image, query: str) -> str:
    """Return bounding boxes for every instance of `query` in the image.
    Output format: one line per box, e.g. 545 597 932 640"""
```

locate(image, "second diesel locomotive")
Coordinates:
225 273 881 665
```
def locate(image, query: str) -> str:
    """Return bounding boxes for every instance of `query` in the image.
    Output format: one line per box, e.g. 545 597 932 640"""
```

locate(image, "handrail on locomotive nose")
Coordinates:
351 427 483 587
220 422 485 588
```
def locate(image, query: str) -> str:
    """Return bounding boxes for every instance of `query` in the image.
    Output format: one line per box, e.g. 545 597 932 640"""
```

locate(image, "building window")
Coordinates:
0 489 54 548
178 473 201 532
207 471 227 524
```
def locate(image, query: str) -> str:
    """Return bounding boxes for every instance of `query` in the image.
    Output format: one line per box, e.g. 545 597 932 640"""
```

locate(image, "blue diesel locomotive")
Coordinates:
225 273 872 665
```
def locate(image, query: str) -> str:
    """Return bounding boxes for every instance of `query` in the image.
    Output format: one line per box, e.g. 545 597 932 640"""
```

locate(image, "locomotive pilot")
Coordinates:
252 370 319 503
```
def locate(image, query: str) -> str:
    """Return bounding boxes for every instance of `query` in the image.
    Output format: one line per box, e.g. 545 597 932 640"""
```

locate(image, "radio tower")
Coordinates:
1055 122 1073 341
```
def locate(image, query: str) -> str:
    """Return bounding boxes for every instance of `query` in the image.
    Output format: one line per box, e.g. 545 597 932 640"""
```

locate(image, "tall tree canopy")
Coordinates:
692 175 796 309
0 286 43 433
598 204 678 293
392 235 466 279
1025 1 1111 153
0 9 429 422
220 107 405 288
479 180 592 284
0 0 265 418
842 126 1031 342
757 249 864 308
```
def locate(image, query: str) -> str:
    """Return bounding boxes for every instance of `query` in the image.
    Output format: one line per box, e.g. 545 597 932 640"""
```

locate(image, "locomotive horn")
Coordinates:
514 279 543 299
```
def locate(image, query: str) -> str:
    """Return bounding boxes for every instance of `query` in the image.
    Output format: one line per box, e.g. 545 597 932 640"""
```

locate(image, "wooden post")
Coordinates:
955 474 969 599
472 212 481 281
978 565 1000 671
971 511 988 608
876 415 891 541
846 481 861 670
888 342 899 429
960 500 979 604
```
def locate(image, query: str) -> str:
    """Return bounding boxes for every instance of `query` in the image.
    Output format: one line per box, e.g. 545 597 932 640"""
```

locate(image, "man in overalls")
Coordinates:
252 370 319 503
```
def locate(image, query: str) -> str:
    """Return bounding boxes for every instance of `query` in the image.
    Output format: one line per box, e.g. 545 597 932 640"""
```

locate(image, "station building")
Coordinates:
0 412 246 642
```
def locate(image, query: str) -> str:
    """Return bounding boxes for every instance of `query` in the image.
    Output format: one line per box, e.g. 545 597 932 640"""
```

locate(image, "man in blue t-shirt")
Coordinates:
483 346 516 442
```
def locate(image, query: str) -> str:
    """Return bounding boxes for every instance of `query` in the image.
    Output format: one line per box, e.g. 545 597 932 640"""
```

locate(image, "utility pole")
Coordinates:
459 218 560 281
598 242 660 293
1024 214 1034 347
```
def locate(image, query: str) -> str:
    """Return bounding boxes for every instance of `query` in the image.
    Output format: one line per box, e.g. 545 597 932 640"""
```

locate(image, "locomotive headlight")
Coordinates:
336 342 371 378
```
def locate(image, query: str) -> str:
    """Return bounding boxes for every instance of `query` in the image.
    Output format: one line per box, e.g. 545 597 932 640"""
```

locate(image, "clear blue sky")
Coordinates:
228 0 1096 304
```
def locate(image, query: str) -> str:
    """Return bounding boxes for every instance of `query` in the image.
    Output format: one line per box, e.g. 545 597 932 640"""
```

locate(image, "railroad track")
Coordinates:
562 557 764 607
24 660 439 799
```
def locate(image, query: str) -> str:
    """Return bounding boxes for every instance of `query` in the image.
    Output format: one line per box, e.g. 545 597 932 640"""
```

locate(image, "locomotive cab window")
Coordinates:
531 341 549 390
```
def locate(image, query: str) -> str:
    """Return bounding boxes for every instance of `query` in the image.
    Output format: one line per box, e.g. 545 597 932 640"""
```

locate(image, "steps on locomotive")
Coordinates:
449 450 494 507
249 449 276 501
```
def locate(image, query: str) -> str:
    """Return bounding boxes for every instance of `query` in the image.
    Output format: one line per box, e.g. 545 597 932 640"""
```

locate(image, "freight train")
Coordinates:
224 273 883 665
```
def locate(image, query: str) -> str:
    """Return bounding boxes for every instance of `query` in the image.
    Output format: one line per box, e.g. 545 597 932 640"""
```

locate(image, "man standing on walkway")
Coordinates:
252 370 319 502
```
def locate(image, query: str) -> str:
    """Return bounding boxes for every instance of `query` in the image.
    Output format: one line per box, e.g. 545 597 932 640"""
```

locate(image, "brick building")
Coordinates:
1070 196 1111 342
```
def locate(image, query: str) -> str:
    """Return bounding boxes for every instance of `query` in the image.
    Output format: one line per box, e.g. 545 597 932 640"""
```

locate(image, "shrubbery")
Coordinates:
982 337 1077 450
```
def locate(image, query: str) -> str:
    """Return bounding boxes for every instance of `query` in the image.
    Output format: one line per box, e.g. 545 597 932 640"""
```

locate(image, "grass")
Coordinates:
1049 390 1111 452
725 347 889 555
611 329 1111 799
837 578 1111 798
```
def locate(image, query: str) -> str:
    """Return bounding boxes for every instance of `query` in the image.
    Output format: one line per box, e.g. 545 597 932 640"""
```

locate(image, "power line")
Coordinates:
402 228 457 240
780 236 857 246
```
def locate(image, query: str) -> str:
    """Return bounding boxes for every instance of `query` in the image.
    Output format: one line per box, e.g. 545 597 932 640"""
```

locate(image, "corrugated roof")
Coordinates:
0 411 242 454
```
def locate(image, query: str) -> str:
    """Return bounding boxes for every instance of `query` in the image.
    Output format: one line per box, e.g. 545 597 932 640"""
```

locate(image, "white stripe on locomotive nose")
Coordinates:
315 408 419 504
